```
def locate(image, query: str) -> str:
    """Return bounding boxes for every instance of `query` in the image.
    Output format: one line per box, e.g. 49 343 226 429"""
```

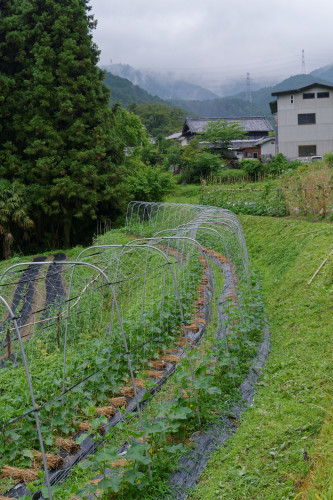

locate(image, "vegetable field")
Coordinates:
0 202 265 499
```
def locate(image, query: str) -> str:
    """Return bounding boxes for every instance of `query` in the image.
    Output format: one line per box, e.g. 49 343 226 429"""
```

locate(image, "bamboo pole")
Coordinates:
307 249 333 285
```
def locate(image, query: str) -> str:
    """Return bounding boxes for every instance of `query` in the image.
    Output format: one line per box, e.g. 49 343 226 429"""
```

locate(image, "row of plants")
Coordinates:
35 246 265 499
0 239 207 496
0 221 265 498
199 183 288 217
200 161 333 219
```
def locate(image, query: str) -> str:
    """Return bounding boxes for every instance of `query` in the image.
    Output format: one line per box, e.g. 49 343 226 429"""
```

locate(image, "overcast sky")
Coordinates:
89 0 333 87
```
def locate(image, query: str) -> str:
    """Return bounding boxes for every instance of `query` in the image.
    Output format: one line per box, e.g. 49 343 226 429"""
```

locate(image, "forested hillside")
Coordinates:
102 63 220 100
167 73 332 122
168 96 267 119
103 70 163 107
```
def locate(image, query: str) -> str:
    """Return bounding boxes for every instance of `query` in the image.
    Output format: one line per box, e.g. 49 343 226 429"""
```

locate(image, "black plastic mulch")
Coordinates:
41 253 67 321
0 256 47 366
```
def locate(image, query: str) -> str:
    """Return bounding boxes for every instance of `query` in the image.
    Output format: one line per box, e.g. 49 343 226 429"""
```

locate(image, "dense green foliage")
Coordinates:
0 0 177 257
126 159 176 202
180 140 222 183
200 182 288 216
0 179 34 259
129 102 186 136
0 0 131 248
202 119 246 150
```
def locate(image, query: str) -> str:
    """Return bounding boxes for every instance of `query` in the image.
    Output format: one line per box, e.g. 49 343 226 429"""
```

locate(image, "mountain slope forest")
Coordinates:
102 62 220 100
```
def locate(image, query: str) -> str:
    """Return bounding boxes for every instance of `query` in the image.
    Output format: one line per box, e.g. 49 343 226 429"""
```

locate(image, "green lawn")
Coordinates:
191 216 332 499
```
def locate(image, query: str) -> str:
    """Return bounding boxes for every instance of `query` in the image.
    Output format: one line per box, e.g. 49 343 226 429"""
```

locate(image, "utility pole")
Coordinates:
301 49 306 74
246 72 252 103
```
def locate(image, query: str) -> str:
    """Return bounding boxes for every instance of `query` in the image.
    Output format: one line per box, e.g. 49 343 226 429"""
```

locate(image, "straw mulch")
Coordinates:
1 465 38 482
96 406 116 419
32 451 64 470
77 421 105 436
147 360 167 370
110 458 129 468
109 396 127 408
145 370 163 379
55 437 80 453
160 354 181 363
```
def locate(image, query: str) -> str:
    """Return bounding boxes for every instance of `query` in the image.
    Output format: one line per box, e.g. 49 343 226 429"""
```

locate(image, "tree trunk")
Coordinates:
63 217 71 249
3 233 14 260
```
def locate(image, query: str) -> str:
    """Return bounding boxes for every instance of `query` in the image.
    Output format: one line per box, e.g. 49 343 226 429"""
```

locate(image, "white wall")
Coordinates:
261 139 275 157
277 86 333 159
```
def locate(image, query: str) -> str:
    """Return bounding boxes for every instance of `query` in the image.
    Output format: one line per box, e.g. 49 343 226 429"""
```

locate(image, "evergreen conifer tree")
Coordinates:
0 0 129 247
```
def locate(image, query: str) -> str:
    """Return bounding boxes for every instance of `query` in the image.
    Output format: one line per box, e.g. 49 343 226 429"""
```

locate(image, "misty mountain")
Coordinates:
234 73 333 116
208 77 273 98
170 73 332 123
310 64 333 83
103 70 164 107
102 65 333 134
102 63 220 101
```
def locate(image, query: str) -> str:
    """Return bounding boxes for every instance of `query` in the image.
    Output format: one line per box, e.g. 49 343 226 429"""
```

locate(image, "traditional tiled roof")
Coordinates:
165 131 183 140
183 117 273 135
230 136 275 149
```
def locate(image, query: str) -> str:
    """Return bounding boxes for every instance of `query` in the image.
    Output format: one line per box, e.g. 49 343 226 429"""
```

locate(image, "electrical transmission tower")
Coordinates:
301 49 306 74
246 72 252 103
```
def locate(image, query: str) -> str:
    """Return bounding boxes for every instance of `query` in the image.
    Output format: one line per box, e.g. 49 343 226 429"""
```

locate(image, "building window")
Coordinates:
290 95 294 103
298 145 317 157
253 152 258 159
317 91 329 98
298 113 316 125
303 93 315 99
246 152 252 157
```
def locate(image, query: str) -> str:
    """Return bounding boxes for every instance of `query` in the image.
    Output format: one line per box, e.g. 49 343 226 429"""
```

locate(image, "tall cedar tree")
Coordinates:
0 0 128 248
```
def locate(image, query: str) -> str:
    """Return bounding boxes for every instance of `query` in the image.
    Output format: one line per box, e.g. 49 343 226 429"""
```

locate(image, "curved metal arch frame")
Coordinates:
0 260 152 494
0 297 53 499
65 243 203 426
125 202 249 277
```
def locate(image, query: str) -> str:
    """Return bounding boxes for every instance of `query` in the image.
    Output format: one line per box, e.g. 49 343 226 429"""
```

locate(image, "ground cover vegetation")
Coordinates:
0 204 266 499
192 216 333 500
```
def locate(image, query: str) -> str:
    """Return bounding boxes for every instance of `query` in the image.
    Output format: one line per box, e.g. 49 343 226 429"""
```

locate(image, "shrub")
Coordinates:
127 160 176 202
239 159 262 178
182 151 222 183
267 153 301 175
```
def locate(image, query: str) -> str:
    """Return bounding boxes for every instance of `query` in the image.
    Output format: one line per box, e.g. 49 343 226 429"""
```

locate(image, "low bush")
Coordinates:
239 159 262 178
126 160 176 202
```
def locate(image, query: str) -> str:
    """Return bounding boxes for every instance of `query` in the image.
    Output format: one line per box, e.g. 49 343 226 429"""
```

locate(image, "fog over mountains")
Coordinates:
102 62 333 124
103 62 333 102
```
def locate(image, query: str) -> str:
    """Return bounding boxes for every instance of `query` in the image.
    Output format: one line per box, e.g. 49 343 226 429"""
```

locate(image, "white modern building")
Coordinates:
270 83 333 159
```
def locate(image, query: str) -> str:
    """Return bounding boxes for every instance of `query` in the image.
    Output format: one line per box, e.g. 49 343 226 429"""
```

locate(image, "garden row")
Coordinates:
0 202 265 498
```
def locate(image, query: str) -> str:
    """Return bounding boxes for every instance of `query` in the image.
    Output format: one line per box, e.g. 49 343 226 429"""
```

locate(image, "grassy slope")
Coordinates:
191 216 332 499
